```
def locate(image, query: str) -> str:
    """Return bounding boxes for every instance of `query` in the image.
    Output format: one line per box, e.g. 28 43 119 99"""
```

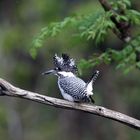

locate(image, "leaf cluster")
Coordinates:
79 35 140 74
31 11 115 57
31 0 140 73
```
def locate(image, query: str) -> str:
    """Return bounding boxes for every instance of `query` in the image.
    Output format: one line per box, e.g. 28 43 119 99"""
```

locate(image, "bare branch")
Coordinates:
0 78 140 130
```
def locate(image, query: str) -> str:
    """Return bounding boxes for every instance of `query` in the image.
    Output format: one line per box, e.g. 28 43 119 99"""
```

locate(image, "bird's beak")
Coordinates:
42 69 56 75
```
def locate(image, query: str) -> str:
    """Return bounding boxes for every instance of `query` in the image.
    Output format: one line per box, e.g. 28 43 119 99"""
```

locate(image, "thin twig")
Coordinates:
0 78 140 130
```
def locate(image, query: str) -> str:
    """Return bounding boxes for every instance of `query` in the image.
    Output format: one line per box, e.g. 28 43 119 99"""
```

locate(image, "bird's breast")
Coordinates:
58 82 74 101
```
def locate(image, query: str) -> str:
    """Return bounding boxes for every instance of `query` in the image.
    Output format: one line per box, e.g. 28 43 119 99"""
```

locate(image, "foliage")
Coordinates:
79 35 140 74
31 16 77 57
126 9 140 25
31 0 140 73
31 11 115 57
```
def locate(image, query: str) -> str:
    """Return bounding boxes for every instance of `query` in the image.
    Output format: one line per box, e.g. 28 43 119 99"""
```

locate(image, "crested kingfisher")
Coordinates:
42 54 99 103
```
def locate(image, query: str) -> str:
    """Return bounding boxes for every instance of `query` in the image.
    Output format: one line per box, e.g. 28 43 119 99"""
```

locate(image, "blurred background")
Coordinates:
0 0 140 140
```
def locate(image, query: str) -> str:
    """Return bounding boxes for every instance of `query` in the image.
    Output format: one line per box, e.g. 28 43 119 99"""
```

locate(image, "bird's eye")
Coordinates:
55 67 61 71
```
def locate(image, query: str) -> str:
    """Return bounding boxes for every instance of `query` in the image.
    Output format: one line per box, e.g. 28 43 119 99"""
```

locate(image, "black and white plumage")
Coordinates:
53 53 78 74
42 54 99 103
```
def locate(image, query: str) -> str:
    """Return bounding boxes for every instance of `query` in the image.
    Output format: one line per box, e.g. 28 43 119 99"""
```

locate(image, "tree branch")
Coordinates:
0 78 140 130
98 0 131 42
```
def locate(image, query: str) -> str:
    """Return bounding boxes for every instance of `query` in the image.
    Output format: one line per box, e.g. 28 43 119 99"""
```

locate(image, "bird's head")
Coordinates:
42 53 77 77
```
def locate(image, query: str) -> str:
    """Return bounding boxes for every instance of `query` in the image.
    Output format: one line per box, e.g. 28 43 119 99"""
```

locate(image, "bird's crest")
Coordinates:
53 53 78 74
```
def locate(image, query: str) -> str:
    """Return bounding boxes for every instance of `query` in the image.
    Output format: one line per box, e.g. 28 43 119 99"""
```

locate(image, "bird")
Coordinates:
42 54 99 103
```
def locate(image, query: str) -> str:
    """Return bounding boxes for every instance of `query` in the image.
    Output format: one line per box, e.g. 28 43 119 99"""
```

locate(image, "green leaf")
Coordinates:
122 0 131 7
126 10 140 25
136 62 140 68
30 48 37 59
116 63 126 69
124 65 135 74
110 50 123 61
135 46 140 52
79 11 114 43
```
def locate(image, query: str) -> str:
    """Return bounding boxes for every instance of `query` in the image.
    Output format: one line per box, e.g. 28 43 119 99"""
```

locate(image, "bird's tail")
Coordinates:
86 70 99 104
86 70 99 93
91 70 99 86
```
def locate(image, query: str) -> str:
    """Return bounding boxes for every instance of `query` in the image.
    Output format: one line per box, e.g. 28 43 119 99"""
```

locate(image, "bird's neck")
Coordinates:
57 71 75 78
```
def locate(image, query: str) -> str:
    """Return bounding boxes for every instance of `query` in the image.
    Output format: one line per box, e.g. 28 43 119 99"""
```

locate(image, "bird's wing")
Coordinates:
58 77 88 101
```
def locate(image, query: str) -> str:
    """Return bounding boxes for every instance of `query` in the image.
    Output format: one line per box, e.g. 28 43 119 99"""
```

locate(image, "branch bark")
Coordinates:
0 78 140 130
98 0 131 42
